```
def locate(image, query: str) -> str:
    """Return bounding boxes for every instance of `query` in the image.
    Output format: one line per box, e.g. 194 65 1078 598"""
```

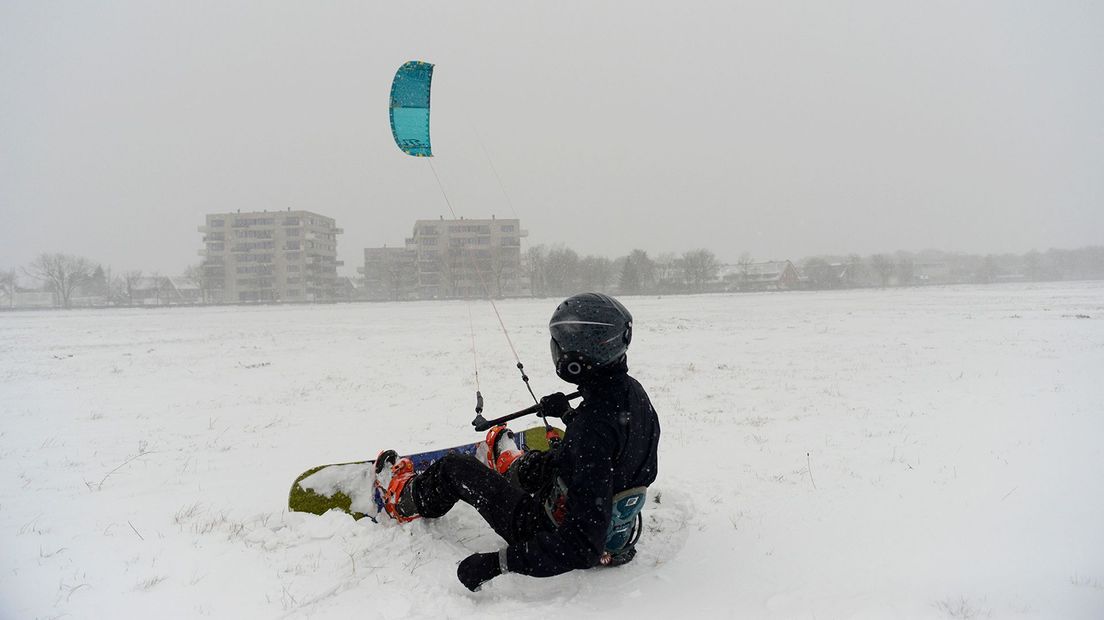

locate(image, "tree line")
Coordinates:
526 246 720 297
4 245 1104 309
0 253 216 309
798 246 1104 289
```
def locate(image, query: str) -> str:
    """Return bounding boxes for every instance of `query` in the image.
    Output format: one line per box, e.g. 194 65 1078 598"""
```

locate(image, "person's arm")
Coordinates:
509 448 551 495
504 418 618 577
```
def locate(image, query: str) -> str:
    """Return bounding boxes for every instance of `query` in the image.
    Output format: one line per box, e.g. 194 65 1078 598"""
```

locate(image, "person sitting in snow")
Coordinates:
374 292 661 591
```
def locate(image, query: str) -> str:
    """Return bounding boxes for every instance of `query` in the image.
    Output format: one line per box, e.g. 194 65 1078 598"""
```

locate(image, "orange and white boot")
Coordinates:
479 425 524 475
373 450 420 523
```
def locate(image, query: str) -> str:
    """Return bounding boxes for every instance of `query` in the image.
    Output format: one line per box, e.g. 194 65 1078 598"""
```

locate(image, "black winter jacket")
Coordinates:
506 370 660 577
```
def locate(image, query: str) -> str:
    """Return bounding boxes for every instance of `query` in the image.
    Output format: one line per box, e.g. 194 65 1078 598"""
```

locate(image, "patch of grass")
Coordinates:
934 596 990 619
174 502 203 525
135 575 166 591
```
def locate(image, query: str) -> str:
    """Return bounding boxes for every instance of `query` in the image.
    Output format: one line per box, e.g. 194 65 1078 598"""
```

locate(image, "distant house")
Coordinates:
167 277 202 304
0 290 56 309
125 277 199 305
914 262 952 285
722 260 799 291
797 261 852 289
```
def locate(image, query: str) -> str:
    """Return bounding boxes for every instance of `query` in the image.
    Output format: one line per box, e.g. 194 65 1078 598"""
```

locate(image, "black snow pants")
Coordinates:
411 453 552 545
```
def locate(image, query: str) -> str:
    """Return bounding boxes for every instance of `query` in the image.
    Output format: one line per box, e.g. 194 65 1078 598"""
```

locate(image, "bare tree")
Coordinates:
526 245 548 297
438 252 458 298
896 257 915 286
489 246 522 298
25 253 94 308
544 246 580 296
845 254 864 288
189 260 226 304
736 252 754 290
383 257 412 300
681 249 719 292
870 254 894 287
122 270 143 305
619 249 655 294
144 271 164 305
579 255 615 292
0 269 16 308
183 264 207 304
977 255 998 284
653 253 681 292
803 257 837 289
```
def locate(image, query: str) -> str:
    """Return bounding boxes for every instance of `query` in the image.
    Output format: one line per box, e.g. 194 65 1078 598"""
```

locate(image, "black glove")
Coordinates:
539 392 572 419
457 551 502 592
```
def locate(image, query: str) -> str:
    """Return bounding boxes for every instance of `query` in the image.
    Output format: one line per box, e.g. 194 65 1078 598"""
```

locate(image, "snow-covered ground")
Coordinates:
2 283 1103 619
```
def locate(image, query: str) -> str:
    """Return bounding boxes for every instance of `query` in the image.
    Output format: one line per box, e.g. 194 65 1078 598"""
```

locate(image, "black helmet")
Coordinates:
549 293 633 382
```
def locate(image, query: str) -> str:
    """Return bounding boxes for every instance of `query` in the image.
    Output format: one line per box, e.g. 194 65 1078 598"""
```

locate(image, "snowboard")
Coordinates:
288 425 563 520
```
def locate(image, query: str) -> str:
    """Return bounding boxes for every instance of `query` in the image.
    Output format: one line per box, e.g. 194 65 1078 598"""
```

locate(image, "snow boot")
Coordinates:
374 450 420 523
479 425 523 475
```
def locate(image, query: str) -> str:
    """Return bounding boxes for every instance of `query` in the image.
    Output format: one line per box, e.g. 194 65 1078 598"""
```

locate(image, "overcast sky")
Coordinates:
2 1 1101 275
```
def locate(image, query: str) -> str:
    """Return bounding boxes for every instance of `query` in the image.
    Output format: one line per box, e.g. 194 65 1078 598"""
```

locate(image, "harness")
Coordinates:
543 479 648 567
600 486 647 566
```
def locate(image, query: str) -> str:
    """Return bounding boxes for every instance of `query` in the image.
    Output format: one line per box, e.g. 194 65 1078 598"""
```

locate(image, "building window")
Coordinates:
284 217 300 226
236 265 273 275
500 225 515 232
287 264 300 272
285 228 300 236
448 225 492 234
232 217 275 228
211 219 225 227
285 241 301 250
230 240 275 252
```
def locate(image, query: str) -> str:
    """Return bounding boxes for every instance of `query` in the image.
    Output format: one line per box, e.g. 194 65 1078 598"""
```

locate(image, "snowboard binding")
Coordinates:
480 425 524 475
373 450 420 523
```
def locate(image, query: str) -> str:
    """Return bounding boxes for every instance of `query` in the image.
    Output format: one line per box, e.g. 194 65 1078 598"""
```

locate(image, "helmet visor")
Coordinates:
549 319 620 353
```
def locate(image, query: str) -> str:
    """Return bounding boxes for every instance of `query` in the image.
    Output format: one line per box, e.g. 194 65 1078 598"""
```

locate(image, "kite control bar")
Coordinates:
471 391 582 432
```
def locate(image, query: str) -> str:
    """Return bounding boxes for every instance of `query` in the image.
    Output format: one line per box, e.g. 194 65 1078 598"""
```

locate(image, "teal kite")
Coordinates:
390 60 434 157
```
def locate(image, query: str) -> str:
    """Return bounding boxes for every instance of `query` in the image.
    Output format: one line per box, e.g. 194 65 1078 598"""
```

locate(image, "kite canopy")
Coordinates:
390 60 434 157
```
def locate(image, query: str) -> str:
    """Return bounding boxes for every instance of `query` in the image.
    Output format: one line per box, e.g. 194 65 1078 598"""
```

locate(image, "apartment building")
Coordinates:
199 209 343 303
361 216 528 300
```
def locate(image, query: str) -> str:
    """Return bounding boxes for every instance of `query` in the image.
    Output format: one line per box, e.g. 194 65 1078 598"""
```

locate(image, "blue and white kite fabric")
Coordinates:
390 60 434 157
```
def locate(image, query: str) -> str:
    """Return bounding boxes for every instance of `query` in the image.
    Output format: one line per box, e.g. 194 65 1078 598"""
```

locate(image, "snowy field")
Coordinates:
2 283 1103 619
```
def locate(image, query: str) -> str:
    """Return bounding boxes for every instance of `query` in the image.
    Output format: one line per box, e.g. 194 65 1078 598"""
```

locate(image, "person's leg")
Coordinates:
412 453 544 544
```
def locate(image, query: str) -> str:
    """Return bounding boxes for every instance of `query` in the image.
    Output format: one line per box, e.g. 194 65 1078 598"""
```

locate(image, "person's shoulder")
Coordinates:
622 373 648 392
621 373 655 404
